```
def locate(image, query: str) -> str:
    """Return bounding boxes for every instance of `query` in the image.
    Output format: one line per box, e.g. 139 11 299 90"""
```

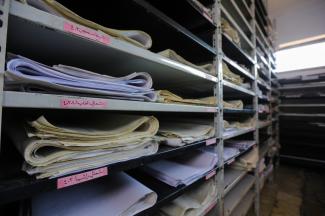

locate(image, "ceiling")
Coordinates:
268 0 325 49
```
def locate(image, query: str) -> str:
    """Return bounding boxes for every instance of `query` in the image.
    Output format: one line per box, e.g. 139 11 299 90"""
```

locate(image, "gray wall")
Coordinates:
268 0 325 49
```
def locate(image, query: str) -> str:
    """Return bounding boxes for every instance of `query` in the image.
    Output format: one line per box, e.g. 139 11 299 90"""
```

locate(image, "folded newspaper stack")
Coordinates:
7 114 159 178
6 55 157 101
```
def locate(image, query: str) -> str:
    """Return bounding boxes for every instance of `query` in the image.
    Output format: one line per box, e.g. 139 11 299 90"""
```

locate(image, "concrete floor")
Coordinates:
258 165 325 216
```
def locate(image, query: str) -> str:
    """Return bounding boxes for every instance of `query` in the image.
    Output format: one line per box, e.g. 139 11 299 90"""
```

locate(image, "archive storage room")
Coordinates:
0 0 324 215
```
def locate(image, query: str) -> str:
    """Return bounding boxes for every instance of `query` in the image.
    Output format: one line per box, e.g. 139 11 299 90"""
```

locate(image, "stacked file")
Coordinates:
258 104 270 113
7 114 159 178
158 178 217 216
224 147 240 162
32 172 157 216
225 140 256 151
143 148 218 187
25 0 152 49
223 62 244 85
222 18 241 47
5 55 157 101
224 118 255 136
157 119 215 147
158 49 214 75
231 147 258 171
156 90 216 106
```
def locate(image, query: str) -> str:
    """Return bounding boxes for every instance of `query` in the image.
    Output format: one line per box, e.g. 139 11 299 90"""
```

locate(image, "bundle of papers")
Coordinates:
156 90 216 106
24 0 152 49
158 120 215 147
157 90 243 110
225 140 256 151
32 172 157 216
5 55 157 101
223 62 244 85
7 114 159 178
158 178 217 216
223 100 244 109
224 118 255 129
158 49 215 75
222 18 241 47
224 147 240 162
231 147 258 171
143 148 218 187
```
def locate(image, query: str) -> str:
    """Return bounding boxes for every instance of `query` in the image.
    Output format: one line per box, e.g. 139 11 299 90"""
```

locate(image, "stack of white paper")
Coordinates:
32 172 157 216
224 147 240 162
225 140 256 151
143 149 218 187
5 55 157 101
7 114 159 179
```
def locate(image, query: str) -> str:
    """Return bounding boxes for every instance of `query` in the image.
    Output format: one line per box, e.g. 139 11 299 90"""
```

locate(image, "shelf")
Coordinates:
0 138 217 204
223 80 255 97
8 1 217 96
280 113 325 118
223 56 254 80
224 174 255 216
230 190 255 216
224 169 247 195
223 127 256 140
257 79 271 90
131 166 219 216
224 108 255 114
221 6 254 50
3 91 218 113
279 104 325 108
279 82 325 90
222 33 255 66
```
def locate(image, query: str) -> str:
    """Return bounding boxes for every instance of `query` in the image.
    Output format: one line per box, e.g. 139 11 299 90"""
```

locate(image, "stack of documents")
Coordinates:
231 147 258 171
7 114 159 178
222 18 241 47
225 140 256 151
143 148 218 187
5 55 157 101
158 49 215 75
25 0 152 49
223 62 244 85
32 172 157 216
158 178 217 216
224 147 240 162
156 90 216 106
223 100 244 109
258 104 270 113
157 120 215 147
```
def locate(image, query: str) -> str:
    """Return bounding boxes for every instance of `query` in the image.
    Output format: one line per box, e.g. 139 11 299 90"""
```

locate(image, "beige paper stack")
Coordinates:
8 114 159 178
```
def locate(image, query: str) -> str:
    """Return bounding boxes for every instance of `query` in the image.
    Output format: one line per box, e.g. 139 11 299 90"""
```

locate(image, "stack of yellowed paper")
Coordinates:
24 0 152 49
231 147 258 171
157 119 215 147
223 62 244 85
224 118 256 129
158 178 217 216
222 18 241 47
158 49 215 75
157 90 243 109
7 114 159 178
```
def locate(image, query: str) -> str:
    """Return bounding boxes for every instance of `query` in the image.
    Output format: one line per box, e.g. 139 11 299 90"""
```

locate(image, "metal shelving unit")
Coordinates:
0 0 278 215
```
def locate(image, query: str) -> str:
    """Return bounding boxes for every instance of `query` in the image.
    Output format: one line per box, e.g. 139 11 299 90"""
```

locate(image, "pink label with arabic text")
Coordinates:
206 138 216 146
205 170 216 180
60 98 107 109
57 167 108 189
63 22 110 45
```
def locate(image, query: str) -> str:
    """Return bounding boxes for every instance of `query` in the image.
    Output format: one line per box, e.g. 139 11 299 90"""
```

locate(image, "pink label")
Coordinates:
57 167 108 189
226 158 235 165
206 138 216 146
63 22 110 45
206 107 216 112
60 98 107 109
204 201 217 214
205 170 216 180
